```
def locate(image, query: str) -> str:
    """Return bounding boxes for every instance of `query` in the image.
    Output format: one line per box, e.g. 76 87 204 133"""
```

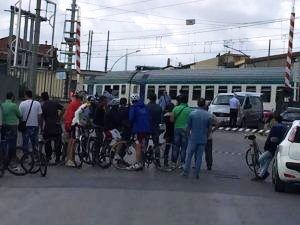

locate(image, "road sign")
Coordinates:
186 19 195 25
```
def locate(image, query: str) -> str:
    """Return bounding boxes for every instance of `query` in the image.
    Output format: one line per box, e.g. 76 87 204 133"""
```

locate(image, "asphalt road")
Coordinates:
0 131 300 225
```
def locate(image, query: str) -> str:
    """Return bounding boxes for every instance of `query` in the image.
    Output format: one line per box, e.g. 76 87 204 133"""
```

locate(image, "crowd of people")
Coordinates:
0 88 287 180
0 89 218 178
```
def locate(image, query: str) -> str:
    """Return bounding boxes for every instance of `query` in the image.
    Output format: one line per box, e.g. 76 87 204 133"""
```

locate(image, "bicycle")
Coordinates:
23 137 48 177
245 134 262 177
110 134 177 172
0 139 33 177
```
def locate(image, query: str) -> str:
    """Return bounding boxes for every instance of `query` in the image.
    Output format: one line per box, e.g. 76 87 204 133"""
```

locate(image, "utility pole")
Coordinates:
64 0 77 98
267 39 271 67
86 30 93 70
29 0 42 94
104 30 110 72
125 49 128 71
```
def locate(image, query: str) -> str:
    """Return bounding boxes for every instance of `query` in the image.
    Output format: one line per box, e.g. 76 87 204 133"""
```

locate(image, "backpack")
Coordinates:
79 106 92 127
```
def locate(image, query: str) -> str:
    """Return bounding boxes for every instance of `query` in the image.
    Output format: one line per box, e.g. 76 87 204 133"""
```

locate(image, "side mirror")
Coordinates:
244 104 252 109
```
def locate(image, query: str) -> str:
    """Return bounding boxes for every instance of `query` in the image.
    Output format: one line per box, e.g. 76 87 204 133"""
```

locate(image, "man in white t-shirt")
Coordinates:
19 90 42 151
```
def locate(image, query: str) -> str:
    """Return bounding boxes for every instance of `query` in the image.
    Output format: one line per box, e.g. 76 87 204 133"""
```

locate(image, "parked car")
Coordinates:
272 120 300 192
281 107 300 128
208 92 264 128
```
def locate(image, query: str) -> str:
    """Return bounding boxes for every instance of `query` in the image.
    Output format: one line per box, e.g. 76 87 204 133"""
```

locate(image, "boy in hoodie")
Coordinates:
128 93 150 170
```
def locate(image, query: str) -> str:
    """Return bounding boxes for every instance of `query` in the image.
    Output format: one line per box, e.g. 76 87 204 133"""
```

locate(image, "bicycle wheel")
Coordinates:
252 151 261 178
111 141 135 170
80 137 94 165
154 143 177 172
96 143 112 169
39 153 48 177
245 148 254 172
8 147 32 176
74 141 83 168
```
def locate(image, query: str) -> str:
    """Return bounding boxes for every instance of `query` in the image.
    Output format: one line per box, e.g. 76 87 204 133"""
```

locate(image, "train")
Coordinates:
83 67 291 111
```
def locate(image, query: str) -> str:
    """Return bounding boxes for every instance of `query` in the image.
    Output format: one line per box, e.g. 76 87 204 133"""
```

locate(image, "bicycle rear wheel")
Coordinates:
154 143 177 172
96 143 112 169
111 141 135 170
8 147 33 176
252 151 261 178
39 153 48 177
74 141 83 168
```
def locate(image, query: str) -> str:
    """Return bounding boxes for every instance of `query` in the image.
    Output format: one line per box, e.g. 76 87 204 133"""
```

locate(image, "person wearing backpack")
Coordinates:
158 91 171 112
19 90 42 152
170 94 192 168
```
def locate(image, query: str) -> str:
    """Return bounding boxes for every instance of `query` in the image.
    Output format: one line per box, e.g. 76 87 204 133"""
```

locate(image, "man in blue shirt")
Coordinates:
183 98 212 179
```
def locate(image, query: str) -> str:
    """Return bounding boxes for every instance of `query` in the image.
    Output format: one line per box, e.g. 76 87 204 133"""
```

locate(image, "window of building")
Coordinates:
232 86 242 92
169 86 177 99
181 86 189 97
158 86 166 98
261 86 271 102
192 86 201 100
113 85 120 97
121 85 126 95
205 86 214 100
246 86 256 92
87 85 94 95
147 85 155 98
218 86 228 93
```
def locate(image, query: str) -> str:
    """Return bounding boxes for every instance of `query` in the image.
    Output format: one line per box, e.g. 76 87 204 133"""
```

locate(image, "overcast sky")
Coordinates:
0 0 299 71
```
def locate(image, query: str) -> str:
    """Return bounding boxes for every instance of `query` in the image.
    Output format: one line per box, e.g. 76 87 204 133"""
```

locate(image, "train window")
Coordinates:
276 86 285 101
113 85 120 97
121 85 126 95
133 85 139 93
218 86 228 93
87 85 94 95
192 86 201 100
205 86 214 100
158 86 166 98
246 86 256 92
169 86 177 99
104 85 111 91
232 86 242 92
261 86 271 102
147 85 155 98
181 86 189 97
95 85 103 96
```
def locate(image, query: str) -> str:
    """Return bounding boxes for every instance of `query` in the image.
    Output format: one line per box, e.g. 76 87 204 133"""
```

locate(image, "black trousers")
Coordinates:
44 135 62 161
229 109 238 127
205 139 213 168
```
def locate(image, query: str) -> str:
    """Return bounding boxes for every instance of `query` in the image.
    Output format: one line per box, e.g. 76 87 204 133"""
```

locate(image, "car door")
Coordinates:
248 96 260 126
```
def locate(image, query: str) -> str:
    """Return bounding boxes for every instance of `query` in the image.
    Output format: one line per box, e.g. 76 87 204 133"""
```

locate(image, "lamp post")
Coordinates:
109 50 141 72
224 45 256 67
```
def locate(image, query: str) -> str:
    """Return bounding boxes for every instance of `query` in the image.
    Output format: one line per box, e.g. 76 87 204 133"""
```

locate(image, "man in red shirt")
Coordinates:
64 93 82 167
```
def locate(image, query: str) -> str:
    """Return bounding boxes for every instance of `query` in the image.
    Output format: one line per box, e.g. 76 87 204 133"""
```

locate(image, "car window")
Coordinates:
282 112 300 121
250 97 261 110
212 95 232 105
295 127 300 143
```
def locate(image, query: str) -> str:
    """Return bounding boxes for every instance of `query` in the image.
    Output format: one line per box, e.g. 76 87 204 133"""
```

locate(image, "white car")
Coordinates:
272 120 300 192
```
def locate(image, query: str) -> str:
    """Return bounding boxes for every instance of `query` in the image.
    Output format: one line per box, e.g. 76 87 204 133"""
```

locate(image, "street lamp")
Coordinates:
109 50 141 72
224 45 256 67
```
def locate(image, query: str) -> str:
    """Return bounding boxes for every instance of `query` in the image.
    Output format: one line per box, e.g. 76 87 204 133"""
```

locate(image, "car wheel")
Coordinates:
274 162 286 192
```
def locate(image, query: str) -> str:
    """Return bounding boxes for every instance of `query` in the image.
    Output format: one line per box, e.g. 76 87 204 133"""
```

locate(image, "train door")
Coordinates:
138 74 150 102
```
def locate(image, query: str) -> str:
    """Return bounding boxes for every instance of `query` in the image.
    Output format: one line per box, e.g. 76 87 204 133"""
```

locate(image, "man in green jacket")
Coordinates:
1 92 21 162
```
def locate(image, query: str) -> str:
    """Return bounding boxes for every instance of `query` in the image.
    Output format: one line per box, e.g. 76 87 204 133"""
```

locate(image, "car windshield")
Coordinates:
212 95 244 105
282 112 300 122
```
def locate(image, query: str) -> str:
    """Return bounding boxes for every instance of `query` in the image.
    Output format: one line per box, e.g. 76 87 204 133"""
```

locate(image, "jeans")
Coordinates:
1 125 18 162
258 151 273 177
172 128 188 164
22 126 39 152
184 141 205 176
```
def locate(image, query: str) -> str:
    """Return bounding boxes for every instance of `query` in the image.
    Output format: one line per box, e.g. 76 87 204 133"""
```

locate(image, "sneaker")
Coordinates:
251 176 263 181
126 162 143 171
207 166 212 171
261 171 270 180
65 160 76 167
181 172 188 178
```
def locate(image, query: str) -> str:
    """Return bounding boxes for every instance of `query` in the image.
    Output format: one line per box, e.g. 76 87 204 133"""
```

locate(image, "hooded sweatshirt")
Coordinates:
129 100 150 134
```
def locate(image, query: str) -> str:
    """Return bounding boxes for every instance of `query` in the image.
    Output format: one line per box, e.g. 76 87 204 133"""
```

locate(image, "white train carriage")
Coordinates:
84 67 290 111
